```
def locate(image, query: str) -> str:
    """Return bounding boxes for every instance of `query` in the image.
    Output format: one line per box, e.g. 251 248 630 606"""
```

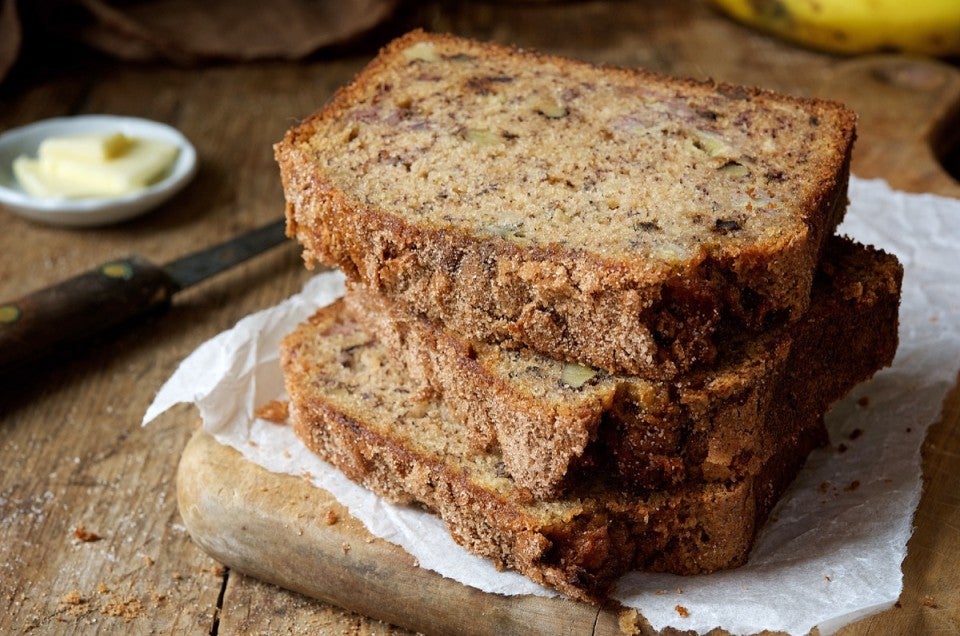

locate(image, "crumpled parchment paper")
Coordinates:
145 177 960 635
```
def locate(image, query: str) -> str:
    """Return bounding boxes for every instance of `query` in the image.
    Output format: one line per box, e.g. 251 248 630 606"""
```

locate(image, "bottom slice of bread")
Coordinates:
282 301 833 603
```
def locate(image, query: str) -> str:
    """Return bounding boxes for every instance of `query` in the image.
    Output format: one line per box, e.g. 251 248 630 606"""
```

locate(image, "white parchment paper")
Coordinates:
144 177 960 635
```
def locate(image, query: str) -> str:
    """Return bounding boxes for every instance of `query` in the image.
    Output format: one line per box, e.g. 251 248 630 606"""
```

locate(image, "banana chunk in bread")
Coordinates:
282 300 832 602
342 237 901 498
276 29 857 378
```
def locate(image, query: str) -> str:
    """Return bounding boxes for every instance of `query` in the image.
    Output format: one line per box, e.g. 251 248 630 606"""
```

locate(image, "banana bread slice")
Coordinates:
275 29 856 378
343 237 901 498
281 300 830 603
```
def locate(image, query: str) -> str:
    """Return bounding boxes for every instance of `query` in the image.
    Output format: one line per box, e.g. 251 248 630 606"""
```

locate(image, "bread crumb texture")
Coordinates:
279 297 852 601
276 30 857 377
298 32 849 264
342 237 901 498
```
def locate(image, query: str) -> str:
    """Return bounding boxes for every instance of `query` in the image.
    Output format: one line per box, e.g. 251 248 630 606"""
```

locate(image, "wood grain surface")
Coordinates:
1 1 958 634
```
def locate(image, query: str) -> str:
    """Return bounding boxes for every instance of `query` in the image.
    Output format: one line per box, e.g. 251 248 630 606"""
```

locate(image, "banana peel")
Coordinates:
711 0 960 57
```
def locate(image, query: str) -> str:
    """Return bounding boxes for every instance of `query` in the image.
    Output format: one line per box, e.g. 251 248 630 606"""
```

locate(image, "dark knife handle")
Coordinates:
0 256 180 375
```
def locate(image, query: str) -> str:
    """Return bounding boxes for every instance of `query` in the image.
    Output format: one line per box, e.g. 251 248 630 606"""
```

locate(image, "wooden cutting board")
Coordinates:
178 430 632 635
176 55 960 635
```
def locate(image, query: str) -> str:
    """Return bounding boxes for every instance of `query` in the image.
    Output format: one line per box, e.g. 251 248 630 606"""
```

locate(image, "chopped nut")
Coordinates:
406 400 429 418
560 362 598 388
533 96 567 119
718 161 749 178
693 131 732 157
463 128 502 146
324 509 339 526
675 604 690 618
403 42 440 63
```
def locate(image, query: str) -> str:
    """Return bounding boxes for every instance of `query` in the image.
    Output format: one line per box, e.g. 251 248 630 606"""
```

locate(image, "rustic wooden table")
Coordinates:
1 2 958 634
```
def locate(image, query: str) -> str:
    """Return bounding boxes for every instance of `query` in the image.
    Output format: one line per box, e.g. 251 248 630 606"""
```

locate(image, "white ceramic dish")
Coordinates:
0 115 197 227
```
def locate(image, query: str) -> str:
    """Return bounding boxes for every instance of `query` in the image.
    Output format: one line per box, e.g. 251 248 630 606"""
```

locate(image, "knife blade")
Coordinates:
0 218 289 375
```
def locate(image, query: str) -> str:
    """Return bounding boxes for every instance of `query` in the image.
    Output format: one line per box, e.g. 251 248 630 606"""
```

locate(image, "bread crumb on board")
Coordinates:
102 594 146 621
61 590 85 606
618 608 640 633
57 587 148 623
58 590 92 619
920 595 939 609
74 524 102 542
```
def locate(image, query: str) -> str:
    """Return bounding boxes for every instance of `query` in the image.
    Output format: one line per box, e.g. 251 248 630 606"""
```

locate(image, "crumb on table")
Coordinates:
74 524 102 543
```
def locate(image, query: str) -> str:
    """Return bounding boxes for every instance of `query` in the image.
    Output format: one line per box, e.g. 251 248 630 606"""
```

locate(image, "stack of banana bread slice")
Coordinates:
274 30 902 603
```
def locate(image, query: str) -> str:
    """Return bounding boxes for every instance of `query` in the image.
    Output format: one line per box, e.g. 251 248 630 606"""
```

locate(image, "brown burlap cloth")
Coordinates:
0 0 399 85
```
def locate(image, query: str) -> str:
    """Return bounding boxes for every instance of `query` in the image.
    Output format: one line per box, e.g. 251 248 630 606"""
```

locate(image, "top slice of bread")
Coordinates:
276 29 856 378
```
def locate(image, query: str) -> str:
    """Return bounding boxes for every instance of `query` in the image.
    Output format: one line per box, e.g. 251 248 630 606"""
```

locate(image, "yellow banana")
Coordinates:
711 0 960 57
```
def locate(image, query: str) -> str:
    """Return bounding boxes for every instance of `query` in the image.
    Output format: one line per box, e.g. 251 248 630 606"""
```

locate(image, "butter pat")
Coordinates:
13 131 179 199
42 138 179 196
39 132 134 163
13 157 106 198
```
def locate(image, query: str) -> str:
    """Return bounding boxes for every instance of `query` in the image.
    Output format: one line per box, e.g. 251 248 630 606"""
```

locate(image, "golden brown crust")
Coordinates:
271 30 898 603
343 237 901 498
280 299 836 602
279 235 902 601
275 29 857 378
